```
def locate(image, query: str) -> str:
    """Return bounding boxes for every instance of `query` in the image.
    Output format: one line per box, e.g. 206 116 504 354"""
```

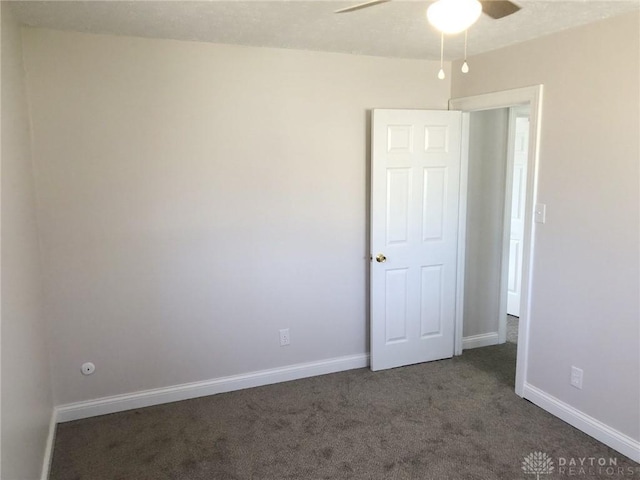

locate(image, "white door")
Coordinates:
370 109 462 371
507 114 530 317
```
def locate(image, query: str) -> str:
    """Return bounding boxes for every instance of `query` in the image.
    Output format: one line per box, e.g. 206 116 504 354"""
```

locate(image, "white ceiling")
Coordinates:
9 0 640 60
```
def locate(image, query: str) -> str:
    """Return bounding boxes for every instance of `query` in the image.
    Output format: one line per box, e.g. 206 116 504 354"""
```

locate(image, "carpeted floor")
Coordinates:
507 315 518 344
50 343 639 480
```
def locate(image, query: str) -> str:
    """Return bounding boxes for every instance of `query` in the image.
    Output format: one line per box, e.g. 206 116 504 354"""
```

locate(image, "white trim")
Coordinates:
454 112 470 356
449 84 544 398
515 86 543 398
40 410 57 480
449 85 539 112
462 332 500 350
523 383 640 463
56 354 369 423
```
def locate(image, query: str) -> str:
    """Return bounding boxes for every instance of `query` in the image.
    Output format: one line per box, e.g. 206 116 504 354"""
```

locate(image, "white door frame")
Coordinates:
449 85 544 397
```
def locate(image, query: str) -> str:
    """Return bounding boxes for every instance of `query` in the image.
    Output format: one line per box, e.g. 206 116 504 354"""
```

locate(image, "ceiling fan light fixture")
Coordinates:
427 0 482 34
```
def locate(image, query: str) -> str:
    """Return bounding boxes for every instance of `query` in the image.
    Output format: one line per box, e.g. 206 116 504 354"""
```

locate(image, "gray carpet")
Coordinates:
50 344 639 480
507 315 518 344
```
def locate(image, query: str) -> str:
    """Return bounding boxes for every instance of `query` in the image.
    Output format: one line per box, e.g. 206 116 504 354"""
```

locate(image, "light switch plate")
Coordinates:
534 203 546 224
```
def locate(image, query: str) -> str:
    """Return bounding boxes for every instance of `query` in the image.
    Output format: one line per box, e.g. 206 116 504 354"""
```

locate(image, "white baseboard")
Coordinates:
56 353 369 423
40 410 57 480
462 332 500 350
523 383 640 463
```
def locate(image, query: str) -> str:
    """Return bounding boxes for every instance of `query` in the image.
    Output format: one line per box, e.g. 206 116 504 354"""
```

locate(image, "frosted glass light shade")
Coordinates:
427 0 482 35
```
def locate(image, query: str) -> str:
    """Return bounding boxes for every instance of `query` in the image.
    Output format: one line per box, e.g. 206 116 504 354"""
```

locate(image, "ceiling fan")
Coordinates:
336 0 521 79
334 0 521 20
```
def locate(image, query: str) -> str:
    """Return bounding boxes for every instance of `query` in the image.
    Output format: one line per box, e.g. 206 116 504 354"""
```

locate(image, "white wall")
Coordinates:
1 4 54 479
463 108 508 339
452 12 640 442
21 28 451 406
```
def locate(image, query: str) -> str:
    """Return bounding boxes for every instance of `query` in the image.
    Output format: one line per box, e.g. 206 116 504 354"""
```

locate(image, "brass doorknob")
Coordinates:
376 254 387 263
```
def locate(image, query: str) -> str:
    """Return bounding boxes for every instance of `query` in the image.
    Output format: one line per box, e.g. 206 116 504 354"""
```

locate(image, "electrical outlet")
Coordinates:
570 366 583 389
279 328 290 347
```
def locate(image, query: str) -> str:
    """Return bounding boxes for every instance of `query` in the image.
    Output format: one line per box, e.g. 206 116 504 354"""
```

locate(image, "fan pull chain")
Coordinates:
438 32 445 80
461 29 469 73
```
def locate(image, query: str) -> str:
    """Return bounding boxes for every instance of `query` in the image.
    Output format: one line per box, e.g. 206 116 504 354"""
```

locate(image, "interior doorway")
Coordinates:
460 106 531 352
450 85 543 397
461 107 511 351
456 105 529 367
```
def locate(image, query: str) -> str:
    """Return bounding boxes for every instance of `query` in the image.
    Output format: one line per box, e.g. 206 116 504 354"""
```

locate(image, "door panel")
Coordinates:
386 169 411 244
385 269 409 343
371 109 462 371
422 168 447 240
420 264 443 337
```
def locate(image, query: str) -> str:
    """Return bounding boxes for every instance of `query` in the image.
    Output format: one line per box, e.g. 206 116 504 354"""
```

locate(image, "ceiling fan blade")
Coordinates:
334 0 391 14
480 0 521 19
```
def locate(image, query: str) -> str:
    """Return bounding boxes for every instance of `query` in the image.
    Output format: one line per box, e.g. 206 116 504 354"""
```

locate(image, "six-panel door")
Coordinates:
371 109 462 371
